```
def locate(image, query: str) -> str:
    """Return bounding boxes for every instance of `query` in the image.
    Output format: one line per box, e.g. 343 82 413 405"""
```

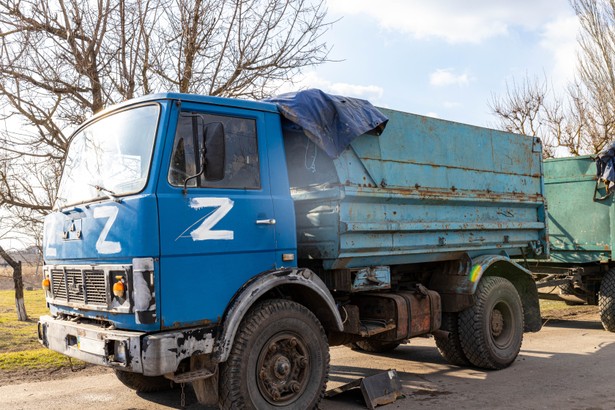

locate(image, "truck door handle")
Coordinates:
256 219 276 225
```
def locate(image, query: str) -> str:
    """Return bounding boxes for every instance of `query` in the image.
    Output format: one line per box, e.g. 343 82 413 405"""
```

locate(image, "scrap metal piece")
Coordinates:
325 369 403 409
361 369 403 409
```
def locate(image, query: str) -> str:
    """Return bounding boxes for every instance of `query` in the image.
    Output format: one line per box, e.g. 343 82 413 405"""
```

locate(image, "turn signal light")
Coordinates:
42 278 50 292
113 277 125 298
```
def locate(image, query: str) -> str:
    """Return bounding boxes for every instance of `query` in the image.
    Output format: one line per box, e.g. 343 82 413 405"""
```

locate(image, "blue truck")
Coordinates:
38 90 546 409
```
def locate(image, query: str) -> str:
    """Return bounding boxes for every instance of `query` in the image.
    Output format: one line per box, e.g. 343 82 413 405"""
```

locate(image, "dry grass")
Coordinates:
0 288 77 371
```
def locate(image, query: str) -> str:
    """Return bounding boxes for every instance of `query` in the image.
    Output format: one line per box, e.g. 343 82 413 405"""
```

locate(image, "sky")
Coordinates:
287 0 580 129
0 1 581 251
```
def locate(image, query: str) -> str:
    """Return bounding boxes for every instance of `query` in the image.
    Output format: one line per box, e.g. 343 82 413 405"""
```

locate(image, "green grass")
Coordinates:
0 289 76 371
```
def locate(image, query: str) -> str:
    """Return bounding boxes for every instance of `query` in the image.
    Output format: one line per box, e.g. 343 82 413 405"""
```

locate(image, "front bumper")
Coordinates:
38 315 215 376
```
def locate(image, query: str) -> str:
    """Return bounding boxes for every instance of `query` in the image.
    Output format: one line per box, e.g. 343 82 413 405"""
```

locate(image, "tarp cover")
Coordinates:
596 141 615 190
266 89 388 158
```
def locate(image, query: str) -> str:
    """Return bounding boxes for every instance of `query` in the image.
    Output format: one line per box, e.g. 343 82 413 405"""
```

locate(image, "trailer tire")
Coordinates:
434 312 470 366
599 269 615 332
114 370 174 393
458 276 524 369
219 299 329 410
352 340 401 353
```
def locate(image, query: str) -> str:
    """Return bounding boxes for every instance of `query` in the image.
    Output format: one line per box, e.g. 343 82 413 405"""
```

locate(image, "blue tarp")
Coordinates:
266 89 388 158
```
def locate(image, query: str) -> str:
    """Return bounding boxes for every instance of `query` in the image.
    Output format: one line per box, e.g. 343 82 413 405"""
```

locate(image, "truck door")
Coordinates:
157 102 277 328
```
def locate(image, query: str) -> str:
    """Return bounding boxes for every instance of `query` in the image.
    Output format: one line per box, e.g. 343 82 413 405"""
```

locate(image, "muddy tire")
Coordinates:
434 312 470 366
352 340 401 353
458 276 524 369
114 369 174 393
599 269 615 332
219 299 329 409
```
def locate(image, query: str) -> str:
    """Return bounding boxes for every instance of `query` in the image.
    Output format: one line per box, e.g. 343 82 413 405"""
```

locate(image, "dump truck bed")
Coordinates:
284 108 547 270
542 155 613 264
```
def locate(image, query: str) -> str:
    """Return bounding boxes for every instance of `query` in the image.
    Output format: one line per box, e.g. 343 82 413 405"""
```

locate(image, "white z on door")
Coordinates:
177 197 235 241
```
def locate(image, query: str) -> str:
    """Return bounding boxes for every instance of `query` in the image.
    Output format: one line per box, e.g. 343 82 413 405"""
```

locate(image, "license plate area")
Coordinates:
67 334 106 355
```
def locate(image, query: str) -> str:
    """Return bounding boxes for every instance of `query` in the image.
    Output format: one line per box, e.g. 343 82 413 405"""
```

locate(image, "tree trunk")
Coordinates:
0 246 28 321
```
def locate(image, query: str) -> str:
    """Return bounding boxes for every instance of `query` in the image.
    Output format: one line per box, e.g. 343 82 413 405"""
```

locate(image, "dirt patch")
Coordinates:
540 300 601 322
0 363 111 387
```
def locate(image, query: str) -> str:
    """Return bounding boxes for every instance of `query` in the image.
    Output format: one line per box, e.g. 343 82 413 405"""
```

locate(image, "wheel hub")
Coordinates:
491 309 504 337
257 333 309 405
274 356 291 379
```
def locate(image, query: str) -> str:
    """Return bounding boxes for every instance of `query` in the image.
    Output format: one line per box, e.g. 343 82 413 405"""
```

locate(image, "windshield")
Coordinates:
56 104 160 208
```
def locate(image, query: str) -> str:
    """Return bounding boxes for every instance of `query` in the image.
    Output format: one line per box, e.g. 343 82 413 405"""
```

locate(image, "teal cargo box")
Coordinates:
530 155 615 332
543 156 613 263
285 108 548 270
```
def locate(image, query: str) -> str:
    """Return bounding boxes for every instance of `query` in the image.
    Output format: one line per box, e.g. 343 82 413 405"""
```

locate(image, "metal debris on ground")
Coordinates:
325 369 403 409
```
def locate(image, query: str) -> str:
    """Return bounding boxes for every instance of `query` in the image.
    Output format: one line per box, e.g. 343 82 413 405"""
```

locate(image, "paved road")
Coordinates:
3 316 614 409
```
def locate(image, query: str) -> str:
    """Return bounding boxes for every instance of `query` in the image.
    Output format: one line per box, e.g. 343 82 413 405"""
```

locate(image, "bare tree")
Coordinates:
0 0 331 237
491 0 615 156
151 0 330 97
489 75 566 157
571 0 615 153
0 244 27 320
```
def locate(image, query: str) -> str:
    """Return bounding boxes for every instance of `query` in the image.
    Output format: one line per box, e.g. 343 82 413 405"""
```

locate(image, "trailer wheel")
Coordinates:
599 269 615 331
219 299 329 409
434 312 470 366
352 340 401 353
458 276 524 369
114 369 174 393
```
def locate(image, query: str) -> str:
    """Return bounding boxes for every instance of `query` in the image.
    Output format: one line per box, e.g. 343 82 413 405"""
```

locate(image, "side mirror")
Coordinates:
203 122 225 181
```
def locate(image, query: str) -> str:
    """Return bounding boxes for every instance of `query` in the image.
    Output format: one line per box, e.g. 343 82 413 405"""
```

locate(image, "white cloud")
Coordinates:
430 69 471 87
327 0 574 44
540 15 580 87
278 71 385 101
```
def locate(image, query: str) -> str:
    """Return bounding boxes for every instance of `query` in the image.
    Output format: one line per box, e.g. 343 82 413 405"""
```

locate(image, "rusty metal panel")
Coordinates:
325 369 403 409
542 156 614 263
398 288 441 337
360 369 403 409
354 293 408 340
286 108 547 270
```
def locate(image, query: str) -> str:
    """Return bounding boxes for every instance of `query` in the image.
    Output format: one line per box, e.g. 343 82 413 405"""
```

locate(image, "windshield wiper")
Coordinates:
90 184 121 203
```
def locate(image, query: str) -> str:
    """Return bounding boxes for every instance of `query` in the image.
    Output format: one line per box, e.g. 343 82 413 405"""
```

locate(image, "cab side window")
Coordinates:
169 112 260 189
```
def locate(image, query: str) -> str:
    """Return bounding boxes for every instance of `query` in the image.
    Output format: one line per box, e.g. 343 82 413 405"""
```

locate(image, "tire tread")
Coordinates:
219 299 329 409
599 268 615 332
458 276 523 370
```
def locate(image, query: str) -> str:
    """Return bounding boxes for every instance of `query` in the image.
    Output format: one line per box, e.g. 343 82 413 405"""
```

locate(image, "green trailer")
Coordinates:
529 155 615 331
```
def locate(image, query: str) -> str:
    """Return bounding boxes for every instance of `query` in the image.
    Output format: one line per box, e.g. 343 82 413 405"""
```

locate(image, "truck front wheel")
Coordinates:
458 276 524 369
219 299 329 409
599 268 615 331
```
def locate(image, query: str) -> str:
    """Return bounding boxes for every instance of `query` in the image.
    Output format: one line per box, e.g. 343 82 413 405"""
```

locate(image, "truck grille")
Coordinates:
50 268 108 306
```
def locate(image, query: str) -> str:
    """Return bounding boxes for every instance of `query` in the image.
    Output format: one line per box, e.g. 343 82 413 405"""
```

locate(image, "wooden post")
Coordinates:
0 246 28 321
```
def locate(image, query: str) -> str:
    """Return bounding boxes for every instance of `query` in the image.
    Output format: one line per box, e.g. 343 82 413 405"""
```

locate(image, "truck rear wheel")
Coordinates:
114 369 174 393
352 340 401 353
599 268 615 331
458 276 523 369
434 312 470 366
219 299 329 409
